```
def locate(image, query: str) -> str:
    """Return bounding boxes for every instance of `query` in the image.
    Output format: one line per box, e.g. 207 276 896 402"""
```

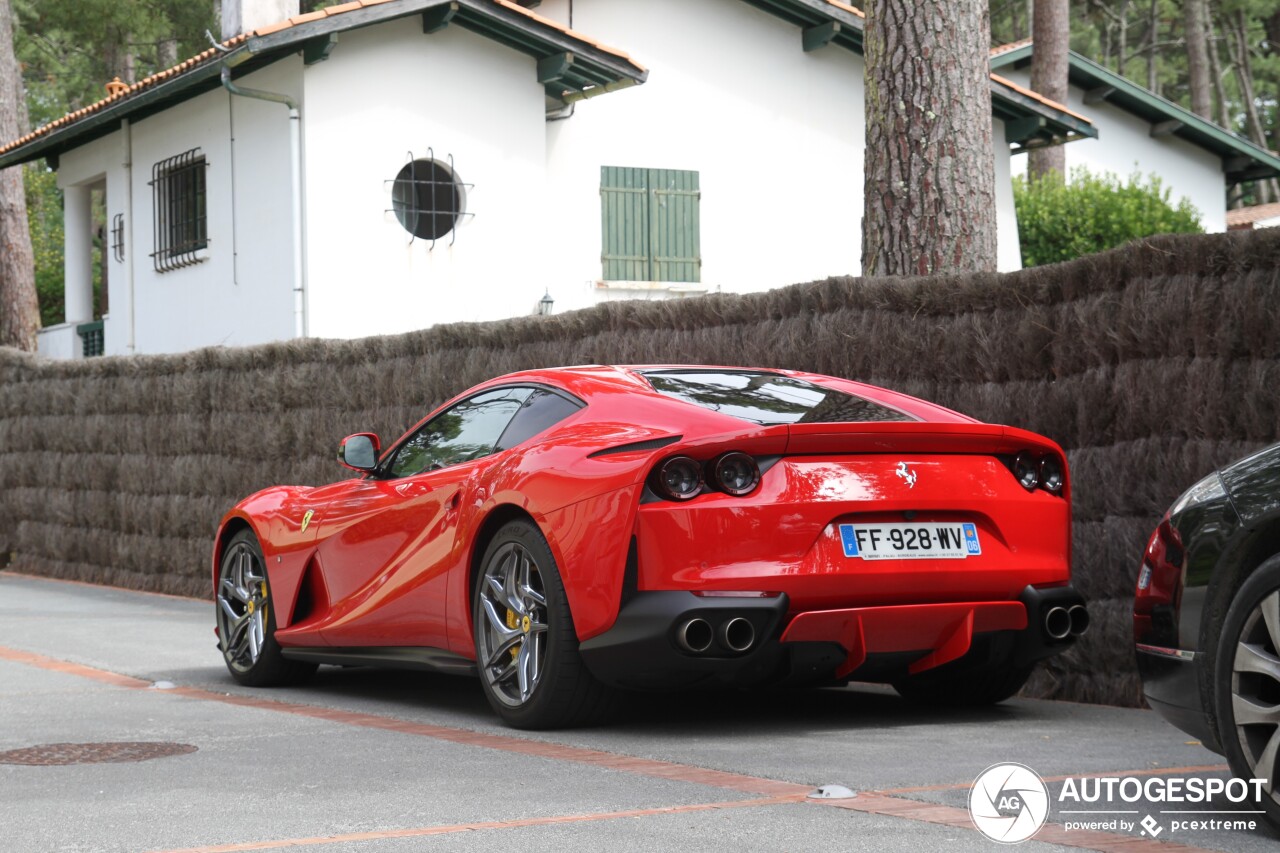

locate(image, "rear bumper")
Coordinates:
1136 644 1218 750
579 585 1086 690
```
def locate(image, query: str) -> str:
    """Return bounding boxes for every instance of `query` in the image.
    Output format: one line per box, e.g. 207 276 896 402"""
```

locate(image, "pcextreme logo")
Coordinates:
969 763 1051 843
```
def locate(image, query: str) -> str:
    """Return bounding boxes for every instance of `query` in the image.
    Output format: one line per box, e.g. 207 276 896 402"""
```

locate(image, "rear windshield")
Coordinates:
641 370 916 425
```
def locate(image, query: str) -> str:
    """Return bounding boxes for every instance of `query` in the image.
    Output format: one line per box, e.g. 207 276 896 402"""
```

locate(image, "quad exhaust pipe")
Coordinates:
676 618 714 653
1044 606 1072 641
1068 605 1090 637
1044 605 1090 641
720 617 755 653
676 616 756 655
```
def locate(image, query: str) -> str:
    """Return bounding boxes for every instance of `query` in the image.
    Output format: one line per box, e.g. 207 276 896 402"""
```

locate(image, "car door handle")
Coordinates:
395 481 432 498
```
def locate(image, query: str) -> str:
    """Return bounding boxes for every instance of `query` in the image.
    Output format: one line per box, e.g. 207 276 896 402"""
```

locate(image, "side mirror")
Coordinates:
338 433 380 471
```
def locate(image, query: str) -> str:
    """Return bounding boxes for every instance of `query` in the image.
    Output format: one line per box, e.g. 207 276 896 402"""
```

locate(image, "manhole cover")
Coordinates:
0 742 197 766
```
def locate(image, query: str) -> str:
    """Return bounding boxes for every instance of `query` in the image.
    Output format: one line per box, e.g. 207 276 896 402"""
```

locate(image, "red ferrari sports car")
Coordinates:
213 365 1087 728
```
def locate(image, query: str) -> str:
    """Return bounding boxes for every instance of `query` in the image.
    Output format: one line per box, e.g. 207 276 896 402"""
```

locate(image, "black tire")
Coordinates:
215 529 316 687
1213 554 1280 827
892 661 1034 707
472 520 616 729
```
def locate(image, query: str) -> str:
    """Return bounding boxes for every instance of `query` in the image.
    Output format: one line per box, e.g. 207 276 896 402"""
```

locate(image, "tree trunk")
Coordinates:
1185 0 1213 118
1029 0 1069 178
1226 9 1275 204
158 37 179 69
1145 0 1158 93
0 0 38 351
862 0 997 276
1206 9 1233 131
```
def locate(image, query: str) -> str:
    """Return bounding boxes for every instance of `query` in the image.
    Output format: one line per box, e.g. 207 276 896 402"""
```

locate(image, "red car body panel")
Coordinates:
214 365 1077 686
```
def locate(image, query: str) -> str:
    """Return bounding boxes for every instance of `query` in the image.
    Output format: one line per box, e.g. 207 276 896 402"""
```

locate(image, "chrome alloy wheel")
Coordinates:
1231 589 1280 801
216 541 270 673
477 542 548 707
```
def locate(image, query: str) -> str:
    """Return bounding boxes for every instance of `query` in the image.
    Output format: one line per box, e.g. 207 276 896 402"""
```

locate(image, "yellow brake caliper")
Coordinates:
506 609 520 661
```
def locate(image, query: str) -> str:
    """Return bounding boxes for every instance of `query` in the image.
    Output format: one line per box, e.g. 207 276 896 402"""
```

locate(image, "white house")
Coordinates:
1 0 1104 358
990 41 1280 234
1227 203 1280 231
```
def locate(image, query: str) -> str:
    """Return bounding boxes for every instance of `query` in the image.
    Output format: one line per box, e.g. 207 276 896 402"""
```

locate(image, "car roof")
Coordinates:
475 365 974 424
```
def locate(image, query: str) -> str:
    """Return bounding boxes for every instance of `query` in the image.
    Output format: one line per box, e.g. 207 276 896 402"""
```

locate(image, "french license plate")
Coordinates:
839 522 981 560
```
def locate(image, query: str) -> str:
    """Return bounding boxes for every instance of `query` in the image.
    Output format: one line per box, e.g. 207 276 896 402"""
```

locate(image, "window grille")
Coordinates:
110 213 125 262
150 148 208 272
387 150 473 250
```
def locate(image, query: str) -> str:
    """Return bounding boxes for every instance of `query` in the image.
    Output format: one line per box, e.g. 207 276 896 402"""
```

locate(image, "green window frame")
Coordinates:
600 166 700 283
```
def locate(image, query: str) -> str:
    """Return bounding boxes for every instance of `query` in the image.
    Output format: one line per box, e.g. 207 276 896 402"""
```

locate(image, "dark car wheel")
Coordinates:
473 520 615 729
216 529 316 687
1214 554 1280 825
892 661 1034 707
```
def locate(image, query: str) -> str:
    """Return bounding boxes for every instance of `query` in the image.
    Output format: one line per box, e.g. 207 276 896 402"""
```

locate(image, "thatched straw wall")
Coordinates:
3 228 1278 706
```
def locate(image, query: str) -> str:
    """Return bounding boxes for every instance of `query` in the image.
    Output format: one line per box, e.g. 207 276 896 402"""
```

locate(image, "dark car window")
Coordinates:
387 388 532 477
641 370 916 425
496 390 583 452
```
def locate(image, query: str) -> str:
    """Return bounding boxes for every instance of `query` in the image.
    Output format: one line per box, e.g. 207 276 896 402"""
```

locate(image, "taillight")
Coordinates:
1004 451 1066 496
1013 452 1039 490
1038 456 1064 494
652 456 702 501
1133 514 1184 644
649 451 765 501
710 452 760 497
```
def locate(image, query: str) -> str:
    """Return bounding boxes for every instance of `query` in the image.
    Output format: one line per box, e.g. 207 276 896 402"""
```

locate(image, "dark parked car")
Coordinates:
1135 442 1280 824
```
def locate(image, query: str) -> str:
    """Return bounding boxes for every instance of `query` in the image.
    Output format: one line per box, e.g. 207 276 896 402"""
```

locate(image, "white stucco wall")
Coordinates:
545 0 864 312
301 18 550 339
1002 68 1227 233
991 119 1022 272
542 0 1022 313
53 60 301 356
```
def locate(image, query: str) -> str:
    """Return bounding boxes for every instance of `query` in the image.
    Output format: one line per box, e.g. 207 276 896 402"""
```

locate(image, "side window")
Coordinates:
388 388 531 478
496 390 583 452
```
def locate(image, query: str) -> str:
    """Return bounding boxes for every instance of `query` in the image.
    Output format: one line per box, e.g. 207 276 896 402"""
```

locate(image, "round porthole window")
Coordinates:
391 159 466 241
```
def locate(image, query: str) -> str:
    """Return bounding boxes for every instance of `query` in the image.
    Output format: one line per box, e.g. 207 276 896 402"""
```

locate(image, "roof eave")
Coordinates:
739 0 865 50
990 77 1097 152
0 53 238 170
992 45 1280 181
0 0 647 171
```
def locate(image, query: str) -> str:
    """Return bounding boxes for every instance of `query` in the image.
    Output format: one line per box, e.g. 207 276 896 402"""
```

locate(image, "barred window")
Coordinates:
390 157 469 243
150 148 208 272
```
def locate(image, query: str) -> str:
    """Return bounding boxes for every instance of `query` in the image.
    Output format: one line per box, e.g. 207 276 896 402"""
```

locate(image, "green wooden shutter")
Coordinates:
648 168 700 283
600 166 649 281
600 166 700 283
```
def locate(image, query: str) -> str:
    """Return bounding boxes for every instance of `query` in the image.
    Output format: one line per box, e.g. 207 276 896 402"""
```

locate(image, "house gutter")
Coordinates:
213 45 308 339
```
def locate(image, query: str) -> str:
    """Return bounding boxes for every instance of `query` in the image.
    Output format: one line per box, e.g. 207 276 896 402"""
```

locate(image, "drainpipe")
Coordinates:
122 118 136 353
216 60 308 339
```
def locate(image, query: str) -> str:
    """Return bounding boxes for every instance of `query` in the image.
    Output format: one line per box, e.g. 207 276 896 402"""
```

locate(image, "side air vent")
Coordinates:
588 435 682 458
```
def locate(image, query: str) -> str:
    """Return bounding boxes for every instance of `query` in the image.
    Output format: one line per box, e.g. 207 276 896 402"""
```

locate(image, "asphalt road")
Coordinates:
2 571 1276 853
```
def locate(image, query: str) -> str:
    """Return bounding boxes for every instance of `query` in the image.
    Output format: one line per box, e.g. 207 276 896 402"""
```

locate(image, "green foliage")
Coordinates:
1013 167 1204 267
991 1 1280 204
14 0 217 128
24 166 63 327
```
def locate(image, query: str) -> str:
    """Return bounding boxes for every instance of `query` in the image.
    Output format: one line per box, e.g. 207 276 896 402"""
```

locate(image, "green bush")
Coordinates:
1014 167 1203 267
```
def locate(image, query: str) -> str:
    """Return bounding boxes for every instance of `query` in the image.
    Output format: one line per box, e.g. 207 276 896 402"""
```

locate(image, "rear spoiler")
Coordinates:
785 422 1065 458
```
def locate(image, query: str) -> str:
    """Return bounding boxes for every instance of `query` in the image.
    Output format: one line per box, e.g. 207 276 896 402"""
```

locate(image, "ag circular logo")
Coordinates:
968 763 1050 843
